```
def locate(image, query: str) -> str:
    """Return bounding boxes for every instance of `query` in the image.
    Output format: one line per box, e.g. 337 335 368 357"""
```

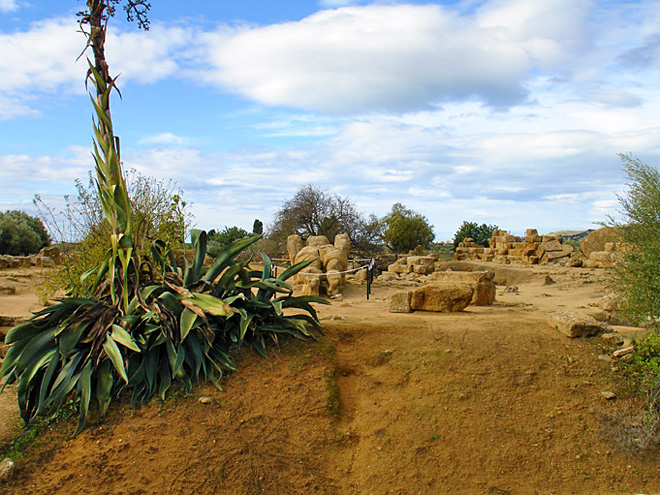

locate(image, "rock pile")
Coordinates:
287 234 350 297
0 246 61 269
455 229 582 266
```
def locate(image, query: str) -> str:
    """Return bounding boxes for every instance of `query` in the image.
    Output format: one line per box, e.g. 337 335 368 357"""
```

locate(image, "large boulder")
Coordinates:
410 284 474 312
580 227 621 257
427 271 495 306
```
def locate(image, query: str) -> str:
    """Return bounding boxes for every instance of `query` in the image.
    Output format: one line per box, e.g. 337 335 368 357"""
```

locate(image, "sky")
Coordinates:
1 0 659 241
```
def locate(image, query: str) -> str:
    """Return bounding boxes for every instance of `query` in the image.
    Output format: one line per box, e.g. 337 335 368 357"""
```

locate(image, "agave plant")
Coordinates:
0 231 327 433
0 0 328 434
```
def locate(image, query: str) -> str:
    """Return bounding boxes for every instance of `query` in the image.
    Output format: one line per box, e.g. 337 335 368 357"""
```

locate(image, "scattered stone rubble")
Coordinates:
453 227 623 269
0 246 61 269
287 234 350 297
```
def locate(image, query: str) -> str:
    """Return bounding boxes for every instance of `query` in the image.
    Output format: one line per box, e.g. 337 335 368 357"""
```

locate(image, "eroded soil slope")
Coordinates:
2 264 660 494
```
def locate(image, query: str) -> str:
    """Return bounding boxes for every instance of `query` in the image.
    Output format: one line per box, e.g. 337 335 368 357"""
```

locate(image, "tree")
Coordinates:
207 226 250 257
453 221 499 250
269 184 383 254
610 154 660 326
382 203 434 256
0 211 50 256
252 219 263 235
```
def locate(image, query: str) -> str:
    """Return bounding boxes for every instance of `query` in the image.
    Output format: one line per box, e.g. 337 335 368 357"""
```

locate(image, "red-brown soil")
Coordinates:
1 263 660 494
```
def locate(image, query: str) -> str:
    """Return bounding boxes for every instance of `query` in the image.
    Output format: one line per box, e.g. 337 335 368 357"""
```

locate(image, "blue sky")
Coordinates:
1 0 659 240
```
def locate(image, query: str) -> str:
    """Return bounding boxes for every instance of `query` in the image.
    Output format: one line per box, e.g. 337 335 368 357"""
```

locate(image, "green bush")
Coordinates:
453 221 498 250
610 155 660 326
0 211 50 256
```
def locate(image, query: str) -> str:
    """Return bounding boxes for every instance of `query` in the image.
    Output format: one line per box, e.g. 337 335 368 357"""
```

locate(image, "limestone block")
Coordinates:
390 291 413 313
542 235 558 243
428 271 495 306
605 242 616 252
40 246 61 264
554 313 606 338
413 264 432 275
307 235 330 247
540 239 563 252
334 233 351 259
580 227 620 256
299 266 323 296
287 235 304 264
410 284 473 312
355 268 367 282
407 256 435 267
326 270 342 296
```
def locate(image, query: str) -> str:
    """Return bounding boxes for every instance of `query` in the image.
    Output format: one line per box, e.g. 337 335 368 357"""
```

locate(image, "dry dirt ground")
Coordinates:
1 263 660 494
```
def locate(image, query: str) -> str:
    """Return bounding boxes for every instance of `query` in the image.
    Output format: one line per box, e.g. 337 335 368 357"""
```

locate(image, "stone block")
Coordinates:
554 313 606 338
410 284 473 312
390 291 413 313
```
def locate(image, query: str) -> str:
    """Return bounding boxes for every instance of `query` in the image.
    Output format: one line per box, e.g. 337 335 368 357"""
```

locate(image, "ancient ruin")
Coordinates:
286 234 350 297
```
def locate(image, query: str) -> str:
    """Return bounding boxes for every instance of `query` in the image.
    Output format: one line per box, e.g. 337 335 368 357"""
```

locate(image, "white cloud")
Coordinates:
0 0 19 14
201 2 592 113
0 18 192 119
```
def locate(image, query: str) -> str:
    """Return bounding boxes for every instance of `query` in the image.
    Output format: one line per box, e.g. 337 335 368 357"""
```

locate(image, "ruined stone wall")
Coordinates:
454 229 581 266
453 228 623 268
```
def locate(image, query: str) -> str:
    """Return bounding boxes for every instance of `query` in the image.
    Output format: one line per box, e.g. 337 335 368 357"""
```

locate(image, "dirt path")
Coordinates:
2 264 660 494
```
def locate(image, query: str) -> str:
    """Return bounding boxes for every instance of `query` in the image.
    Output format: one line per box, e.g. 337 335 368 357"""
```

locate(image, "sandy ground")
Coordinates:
1 263 659 494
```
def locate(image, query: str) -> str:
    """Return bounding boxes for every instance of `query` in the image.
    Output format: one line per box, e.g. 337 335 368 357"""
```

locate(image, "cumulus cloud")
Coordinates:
200 1 591 113
0 18 192 119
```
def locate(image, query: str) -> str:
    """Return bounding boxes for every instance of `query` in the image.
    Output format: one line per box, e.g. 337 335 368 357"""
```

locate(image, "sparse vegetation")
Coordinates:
35 171 192 297
610 155 660 327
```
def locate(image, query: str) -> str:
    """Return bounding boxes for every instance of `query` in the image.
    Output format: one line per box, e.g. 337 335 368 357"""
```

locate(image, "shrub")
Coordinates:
35 171 193 296
0 211 50 256
610 155 660 326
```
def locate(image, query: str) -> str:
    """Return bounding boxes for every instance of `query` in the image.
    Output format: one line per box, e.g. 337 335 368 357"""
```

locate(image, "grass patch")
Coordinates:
324 370 342 419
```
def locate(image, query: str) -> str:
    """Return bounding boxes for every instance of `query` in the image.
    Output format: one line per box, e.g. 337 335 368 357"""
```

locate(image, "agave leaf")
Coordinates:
276 258 317 282
35 350 61 417
59 320 89 357
158 362 171 400
203 234 262 282
75 361 93 435
183 293 236 317
180 308 198 342
111 324 141 352
4 321 41 346
239 314 253 341
96 360 114 419
103 335 128 383
15 327 57 371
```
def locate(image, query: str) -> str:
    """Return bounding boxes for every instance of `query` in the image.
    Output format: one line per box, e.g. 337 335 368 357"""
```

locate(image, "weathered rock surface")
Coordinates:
389 291 413 313
427 271 495 306
410 284 474 313
554 313 606 338
288 234 351 297
580 227 620 257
